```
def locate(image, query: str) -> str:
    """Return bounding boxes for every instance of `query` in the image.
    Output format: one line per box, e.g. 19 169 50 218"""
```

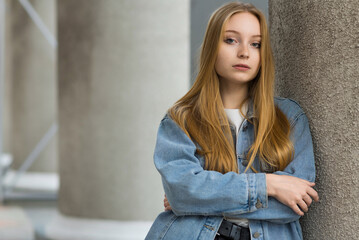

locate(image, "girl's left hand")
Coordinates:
164 194 172 211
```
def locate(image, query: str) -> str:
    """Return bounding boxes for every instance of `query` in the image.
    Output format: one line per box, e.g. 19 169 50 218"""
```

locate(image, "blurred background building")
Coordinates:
0 0 357 239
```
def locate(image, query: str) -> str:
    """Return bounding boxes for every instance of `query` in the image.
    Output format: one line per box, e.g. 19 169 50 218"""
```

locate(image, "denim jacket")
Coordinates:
146 97 316 240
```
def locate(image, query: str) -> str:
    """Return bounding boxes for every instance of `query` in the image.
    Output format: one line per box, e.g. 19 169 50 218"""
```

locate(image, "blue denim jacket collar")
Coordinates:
246 97 255 120
221 97 256 127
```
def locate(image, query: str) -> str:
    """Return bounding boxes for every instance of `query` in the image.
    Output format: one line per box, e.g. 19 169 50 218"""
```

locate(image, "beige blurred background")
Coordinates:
0 0 358 239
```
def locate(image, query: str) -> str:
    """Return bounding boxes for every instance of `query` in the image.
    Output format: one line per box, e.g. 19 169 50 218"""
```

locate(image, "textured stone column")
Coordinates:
58 0 189 220
269 1 359 239
8 0 57 172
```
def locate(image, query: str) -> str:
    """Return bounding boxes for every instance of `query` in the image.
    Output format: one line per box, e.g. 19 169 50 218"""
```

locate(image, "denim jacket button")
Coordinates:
255 199 263 208
253 232 260 238
242 125 248 131
241 160 248 166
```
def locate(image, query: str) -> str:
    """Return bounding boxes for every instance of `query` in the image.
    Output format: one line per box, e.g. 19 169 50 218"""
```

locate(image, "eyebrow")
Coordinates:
225 30 261 37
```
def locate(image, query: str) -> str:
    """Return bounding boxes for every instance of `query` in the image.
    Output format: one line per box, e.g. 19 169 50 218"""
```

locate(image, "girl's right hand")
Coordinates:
266 174 319 216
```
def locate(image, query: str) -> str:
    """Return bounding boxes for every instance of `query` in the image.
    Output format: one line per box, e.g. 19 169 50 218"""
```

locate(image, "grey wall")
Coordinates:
190 0 268 83
57 0 190 220
269 0 359 238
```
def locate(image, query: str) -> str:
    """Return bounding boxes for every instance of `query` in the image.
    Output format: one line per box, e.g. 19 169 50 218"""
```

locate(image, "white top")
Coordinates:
223 104 249 228
224 102 248 137
224 108 244 137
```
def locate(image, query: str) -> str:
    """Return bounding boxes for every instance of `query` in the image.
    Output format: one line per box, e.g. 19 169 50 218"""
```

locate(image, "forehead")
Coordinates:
224 12 261 35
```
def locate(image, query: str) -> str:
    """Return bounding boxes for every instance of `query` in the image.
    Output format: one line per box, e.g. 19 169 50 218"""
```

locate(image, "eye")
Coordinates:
224 38 236 44
252 42 261 48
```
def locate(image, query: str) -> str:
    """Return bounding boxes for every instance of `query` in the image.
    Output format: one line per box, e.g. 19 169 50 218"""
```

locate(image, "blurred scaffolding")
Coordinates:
0 0 58 202
0 0 57 239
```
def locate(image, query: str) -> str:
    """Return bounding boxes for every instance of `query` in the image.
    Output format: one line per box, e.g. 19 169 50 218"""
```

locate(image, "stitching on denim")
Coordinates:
276 97 305 127
291 112 305 128
247 174 252 211
203 224 215 231
159 214 178 239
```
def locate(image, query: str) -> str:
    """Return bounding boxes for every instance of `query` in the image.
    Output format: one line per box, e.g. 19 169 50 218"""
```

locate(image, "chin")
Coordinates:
227 79 251 85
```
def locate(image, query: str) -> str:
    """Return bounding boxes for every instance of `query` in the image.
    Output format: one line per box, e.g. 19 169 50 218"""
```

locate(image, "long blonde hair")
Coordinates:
168 2 294 174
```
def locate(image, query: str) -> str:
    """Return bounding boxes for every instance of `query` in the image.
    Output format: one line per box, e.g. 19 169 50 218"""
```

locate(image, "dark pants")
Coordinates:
214 232 250 240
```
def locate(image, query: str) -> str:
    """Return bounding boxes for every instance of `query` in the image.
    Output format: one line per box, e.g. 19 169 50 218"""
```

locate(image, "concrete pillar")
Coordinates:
57 0 190 220
8 0 57 172
269 0 359 238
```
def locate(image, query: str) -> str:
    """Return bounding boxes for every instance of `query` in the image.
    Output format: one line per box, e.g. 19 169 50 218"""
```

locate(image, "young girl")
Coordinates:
146 2 319 240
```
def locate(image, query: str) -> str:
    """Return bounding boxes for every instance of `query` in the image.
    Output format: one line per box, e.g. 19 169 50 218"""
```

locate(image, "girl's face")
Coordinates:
215 12 261 86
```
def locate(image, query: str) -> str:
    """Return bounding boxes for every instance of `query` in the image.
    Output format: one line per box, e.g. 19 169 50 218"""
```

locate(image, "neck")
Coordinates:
220 79 249 109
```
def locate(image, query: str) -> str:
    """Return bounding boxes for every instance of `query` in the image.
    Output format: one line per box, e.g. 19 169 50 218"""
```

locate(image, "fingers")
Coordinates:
298 186 319 215
291 203 304 216
300 179 319 202
165 204 172 211
163 195 172 211
302 194 313 208
299 178 315 186
297 199 308 213
164 198 169 207
298 185 319 215
273 176 319 216
301 179 319 202
307 187 319 202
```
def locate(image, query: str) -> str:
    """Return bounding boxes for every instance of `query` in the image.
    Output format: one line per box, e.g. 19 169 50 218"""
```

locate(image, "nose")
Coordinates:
237 45 249 59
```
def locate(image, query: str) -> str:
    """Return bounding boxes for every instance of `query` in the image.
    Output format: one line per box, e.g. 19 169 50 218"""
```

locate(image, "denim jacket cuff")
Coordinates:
247 173 268 211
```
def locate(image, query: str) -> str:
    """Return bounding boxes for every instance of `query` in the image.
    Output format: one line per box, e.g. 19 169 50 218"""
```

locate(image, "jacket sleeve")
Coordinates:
154 116 268 217
227 112 316 224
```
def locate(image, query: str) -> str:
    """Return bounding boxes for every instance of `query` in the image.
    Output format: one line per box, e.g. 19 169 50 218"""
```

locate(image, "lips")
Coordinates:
233 64 250 69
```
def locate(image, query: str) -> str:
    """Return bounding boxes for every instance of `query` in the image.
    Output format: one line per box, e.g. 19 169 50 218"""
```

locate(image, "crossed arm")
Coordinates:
164 174 318 223
155 113 319 224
